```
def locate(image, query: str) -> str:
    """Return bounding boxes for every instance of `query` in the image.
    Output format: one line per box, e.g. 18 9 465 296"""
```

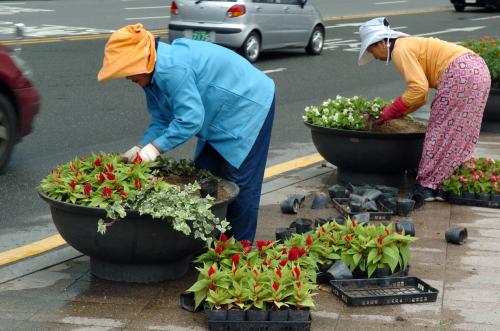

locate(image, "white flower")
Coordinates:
348 114 354 122
333 113 339 122
302 115 307 121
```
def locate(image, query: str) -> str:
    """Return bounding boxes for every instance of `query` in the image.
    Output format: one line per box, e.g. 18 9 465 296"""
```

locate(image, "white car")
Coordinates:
168 0 325 62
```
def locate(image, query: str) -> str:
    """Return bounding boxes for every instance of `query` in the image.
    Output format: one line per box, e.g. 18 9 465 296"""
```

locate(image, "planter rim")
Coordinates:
304 121 426 139
38 178 239 216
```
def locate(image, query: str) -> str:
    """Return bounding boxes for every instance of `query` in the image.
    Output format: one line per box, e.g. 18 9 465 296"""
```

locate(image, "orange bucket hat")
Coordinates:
97 23 156 82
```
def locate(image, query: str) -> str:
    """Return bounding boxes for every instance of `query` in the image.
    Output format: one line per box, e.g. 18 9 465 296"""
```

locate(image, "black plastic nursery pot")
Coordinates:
483 87 500 122
290 218 313 234
305 122 425 186
38 179 239 283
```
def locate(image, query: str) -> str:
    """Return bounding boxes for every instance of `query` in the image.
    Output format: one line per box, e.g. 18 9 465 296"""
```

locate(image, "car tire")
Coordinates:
0 93 16 173
305 25 324 56
240 31 261 63
453 4 465 11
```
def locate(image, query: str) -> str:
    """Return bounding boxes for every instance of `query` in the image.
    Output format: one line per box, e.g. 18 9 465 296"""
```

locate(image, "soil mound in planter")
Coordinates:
164 174 230 201
370 119 427 134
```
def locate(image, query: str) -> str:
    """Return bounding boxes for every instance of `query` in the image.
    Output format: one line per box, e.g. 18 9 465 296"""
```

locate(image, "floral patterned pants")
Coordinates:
417 53 491 189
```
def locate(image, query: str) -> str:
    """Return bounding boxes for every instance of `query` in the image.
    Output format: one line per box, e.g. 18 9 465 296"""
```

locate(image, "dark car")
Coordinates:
450 0 500 11
0 39 40 172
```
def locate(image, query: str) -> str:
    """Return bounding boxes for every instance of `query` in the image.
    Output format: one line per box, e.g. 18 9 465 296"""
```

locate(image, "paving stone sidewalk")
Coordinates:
1 132 500 330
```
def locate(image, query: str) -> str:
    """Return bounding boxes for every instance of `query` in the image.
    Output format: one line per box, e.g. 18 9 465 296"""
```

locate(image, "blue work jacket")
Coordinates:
138 39 275 169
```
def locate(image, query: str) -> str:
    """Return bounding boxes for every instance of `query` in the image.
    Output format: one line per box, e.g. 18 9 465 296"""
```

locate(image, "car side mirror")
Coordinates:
300 0 307 8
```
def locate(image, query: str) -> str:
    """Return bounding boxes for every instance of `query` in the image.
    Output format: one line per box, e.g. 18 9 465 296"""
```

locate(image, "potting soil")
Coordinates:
371 119 427 134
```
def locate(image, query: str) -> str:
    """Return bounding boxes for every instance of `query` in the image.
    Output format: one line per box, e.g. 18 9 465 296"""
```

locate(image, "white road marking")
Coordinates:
263 68 287 74
0 23 114 37
326 23 364 29
375 1 408 5
415 26 485 37
0 6 52 15
124 6 170 10
469 15 500 21
125 16 170 20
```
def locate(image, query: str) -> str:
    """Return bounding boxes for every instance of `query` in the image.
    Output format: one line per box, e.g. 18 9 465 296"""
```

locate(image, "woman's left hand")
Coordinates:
376 97 409 125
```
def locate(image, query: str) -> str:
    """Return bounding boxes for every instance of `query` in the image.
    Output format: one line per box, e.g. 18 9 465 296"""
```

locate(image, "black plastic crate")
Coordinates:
207 320 311 331
330 277 438 306
332 198 393 221
448 196 500 209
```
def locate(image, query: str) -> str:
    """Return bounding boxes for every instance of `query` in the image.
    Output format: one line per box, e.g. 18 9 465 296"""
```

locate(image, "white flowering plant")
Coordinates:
303 96 390 130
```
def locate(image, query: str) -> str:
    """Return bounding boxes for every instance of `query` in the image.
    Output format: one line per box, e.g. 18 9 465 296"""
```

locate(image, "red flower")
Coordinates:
83 183 92 196
397 229 402 235
220 233 228 242
293 266 301 279
299 247 306 257
107 163 114 172
280 258 287 267
281 248 287 255
296 281 301 289
94 159 102 167
306 235 313 246
253 269 259 277
321 226 326 233
377 247 382 255
120 189 128 198
208 265 216 277
256 240 271 251
241 240 251 247
243 246 252 254
377 236 383 245
99 172 105 183
69 180 76 190
276 268 282 278
135 179 142 189
132 153 142 164
344 234 352 241
215 245 223 254
288 248 299 261
231 254 240 265
351 219 357 227
272 281 280 291
385 229 390 236
102 187 113 197
107 172 115 181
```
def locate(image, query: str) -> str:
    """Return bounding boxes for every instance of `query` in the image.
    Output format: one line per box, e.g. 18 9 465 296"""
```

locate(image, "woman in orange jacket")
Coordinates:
358 17 491 201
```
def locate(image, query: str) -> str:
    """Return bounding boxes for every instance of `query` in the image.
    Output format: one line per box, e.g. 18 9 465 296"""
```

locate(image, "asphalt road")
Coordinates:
0 0 453 39
0 8 499 252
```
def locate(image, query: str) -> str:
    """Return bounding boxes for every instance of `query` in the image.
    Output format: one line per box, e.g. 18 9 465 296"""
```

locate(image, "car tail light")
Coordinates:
171 1 178 15
226 5 246 18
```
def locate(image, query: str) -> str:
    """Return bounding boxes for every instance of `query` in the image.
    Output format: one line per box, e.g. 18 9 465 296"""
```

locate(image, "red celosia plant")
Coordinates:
443 157 500 195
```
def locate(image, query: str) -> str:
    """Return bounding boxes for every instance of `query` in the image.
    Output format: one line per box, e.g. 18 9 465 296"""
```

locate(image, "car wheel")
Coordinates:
305 25 324 55
240 31 261 63
454 4 465 11
0 94 16 173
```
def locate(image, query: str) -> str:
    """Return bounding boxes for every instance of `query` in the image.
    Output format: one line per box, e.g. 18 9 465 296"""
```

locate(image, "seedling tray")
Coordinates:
330 277 438 306
332 198 393 221
207 320 311 331
448 196 500 209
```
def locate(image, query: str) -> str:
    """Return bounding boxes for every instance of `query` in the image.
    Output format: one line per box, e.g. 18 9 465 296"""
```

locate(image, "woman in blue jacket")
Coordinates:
98 24 275 242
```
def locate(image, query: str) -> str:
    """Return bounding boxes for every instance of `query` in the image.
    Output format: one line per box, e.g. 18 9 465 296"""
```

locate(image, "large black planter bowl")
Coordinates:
38 180 239 283
481 87 500 132
305 122 425 186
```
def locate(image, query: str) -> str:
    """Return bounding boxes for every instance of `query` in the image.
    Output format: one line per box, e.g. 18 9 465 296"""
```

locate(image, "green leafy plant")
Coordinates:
303 96 391 130
443 157 500 195
463 37 500 88
38 153 229 242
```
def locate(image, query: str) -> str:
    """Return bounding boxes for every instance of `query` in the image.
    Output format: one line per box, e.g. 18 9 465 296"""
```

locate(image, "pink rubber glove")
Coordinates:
376 97 409 125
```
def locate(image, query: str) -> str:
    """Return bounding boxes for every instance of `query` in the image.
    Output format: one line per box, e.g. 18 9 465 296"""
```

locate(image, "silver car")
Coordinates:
168 0 325 62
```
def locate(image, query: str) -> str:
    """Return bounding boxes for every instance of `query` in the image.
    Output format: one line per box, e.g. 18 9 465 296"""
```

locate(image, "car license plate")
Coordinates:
465 0 476 3
192 30 210 42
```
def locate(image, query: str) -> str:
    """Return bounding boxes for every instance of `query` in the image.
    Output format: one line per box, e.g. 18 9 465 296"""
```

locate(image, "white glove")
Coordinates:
138 143 161 163
122 145 141 162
